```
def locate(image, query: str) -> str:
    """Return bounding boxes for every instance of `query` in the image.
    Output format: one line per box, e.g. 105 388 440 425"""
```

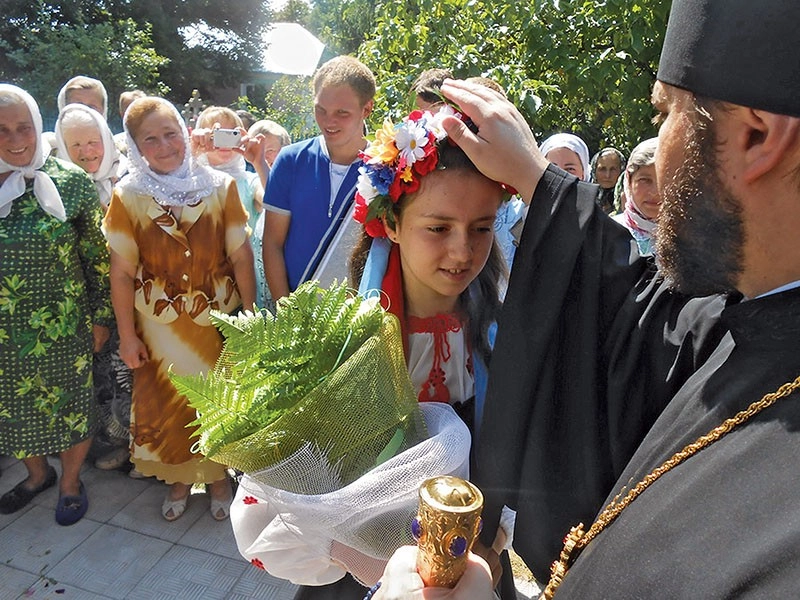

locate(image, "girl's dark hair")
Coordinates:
349 141 507 366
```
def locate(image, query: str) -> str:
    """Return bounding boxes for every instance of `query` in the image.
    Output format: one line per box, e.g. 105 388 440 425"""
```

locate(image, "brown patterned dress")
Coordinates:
103 180 249 484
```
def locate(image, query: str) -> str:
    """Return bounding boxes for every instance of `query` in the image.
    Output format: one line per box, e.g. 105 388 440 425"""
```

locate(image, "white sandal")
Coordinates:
162 493 189 521
208 478 232 521
210 495 231 521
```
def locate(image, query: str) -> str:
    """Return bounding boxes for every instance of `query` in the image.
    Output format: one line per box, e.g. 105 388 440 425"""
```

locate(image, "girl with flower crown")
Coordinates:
350 106 508 440
347 107 516 596
228 107 513 600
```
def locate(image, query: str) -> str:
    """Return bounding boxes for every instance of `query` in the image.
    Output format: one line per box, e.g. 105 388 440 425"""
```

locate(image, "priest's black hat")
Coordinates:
657 0 800 117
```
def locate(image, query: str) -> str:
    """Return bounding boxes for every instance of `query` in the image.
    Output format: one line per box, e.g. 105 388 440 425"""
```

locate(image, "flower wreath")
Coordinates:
354 106 516 239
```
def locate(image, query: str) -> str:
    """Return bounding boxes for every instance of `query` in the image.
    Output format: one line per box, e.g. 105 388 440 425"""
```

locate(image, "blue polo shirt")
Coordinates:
264 136 360 290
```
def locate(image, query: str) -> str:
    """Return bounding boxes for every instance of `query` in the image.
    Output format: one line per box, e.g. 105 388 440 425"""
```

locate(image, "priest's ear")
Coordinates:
729 106 800 184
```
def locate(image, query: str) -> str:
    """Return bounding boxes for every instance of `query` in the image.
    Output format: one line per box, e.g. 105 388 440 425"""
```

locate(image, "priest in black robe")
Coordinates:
369 1 800 598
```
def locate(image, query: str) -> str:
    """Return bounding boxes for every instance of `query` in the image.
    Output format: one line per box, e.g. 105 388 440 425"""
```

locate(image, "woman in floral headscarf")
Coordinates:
0 84 112 526
613 137 660 256
104 96 256 522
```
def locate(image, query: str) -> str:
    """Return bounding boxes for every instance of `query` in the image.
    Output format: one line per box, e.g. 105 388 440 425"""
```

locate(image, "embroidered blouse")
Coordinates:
407 313 474 406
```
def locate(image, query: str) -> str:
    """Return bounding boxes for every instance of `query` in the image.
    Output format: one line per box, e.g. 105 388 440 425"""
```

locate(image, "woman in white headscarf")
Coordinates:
55 103 132 473
0 84 112 526
539 132 591 181
56 75 108 119
103 96 256 522
55 103 128 209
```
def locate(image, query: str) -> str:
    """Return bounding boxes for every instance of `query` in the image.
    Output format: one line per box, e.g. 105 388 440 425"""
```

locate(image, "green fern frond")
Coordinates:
171 281 386 458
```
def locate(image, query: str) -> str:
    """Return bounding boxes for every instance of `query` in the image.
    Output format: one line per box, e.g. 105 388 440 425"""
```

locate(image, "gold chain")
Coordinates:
542 373 800 599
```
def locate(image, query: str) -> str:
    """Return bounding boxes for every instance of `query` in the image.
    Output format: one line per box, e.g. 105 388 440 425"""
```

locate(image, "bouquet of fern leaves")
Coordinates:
171 280 427 494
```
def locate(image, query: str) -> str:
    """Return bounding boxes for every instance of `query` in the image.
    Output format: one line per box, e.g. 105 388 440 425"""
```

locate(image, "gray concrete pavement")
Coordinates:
0 455 298 599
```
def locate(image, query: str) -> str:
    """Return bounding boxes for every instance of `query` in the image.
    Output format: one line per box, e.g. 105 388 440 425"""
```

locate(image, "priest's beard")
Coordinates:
656 111 745 296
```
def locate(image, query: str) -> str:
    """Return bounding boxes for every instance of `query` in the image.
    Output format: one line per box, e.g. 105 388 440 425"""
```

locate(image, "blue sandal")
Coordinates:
55 481 88 526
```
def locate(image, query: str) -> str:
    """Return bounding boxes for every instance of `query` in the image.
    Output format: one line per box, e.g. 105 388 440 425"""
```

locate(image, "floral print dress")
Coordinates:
0 157 112 457
103 180 249 484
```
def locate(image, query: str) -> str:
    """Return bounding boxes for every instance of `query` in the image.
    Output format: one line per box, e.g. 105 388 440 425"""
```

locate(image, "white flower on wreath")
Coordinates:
356 165 379 204
426 105 460 141
394 120 430 166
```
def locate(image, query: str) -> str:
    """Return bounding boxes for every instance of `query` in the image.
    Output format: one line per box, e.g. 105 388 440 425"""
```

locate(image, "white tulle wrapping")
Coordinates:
230 402 471 586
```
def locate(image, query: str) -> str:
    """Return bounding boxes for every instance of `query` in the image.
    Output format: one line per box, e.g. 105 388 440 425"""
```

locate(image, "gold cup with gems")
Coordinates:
412 475 484 588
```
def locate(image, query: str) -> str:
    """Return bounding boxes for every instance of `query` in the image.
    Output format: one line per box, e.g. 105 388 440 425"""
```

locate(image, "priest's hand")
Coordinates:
440 79 548 204
373 545 494 600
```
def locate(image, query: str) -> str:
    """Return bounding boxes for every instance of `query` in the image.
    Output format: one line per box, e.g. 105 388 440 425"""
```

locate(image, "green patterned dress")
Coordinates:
0 157 112 458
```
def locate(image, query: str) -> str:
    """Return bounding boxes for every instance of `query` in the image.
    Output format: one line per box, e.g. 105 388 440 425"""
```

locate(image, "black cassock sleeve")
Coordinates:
474 166 729 582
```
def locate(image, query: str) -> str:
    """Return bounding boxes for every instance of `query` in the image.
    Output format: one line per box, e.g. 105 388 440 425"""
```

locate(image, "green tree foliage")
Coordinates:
359 0 670 154
262 75 318 143
308 0 378 55
1 0 269 120
4 17 168 118
120 0 270 104
274 0 312 26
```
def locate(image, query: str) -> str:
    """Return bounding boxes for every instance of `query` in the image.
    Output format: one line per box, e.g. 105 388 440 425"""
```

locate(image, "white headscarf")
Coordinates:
196 152 247 178
57 76 108 120
55 103 127 208
0 84 66 222
117 97 226 207
539 133 591 182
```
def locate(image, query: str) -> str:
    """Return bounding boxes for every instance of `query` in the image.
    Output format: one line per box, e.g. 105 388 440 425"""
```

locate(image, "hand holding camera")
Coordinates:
211 128 242 149
190 124 246 154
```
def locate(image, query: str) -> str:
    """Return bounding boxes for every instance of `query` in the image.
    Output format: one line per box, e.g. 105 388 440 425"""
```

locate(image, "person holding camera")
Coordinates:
191 106 271 308
104 96 256 522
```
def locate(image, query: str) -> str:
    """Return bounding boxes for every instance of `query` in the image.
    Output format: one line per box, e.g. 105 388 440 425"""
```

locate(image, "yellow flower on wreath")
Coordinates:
364 119 400 165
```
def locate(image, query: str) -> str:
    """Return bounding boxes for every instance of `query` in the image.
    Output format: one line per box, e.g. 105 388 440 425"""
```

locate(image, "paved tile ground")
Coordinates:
0 455 540 600
0 455 298 600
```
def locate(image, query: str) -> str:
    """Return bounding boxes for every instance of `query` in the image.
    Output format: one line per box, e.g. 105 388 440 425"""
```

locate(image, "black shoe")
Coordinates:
0 466 57 514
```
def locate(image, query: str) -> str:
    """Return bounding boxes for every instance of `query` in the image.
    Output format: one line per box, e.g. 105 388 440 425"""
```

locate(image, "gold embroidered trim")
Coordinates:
542 373 800 599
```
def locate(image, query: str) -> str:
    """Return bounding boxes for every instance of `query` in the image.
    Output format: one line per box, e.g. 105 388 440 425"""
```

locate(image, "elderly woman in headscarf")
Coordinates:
538 133 591 182
590 147 626 214
103 96 256 522
54 103 132 473
613 137 660 256
55 104 128 210
57 75 108 120
0 84 112 526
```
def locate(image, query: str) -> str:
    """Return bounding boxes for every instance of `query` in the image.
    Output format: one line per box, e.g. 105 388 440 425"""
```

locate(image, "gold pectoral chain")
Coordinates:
542 373 800 599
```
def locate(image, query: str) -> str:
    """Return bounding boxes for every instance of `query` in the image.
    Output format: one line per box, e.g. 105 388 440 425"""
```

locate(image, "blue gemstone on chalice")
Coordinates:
411 517 422 541
450 536 468 557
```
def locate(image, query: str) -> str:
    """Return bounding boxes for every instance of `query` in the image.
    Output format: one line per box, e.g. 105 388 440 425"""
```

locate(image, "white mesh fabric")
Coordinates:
230 402 471 586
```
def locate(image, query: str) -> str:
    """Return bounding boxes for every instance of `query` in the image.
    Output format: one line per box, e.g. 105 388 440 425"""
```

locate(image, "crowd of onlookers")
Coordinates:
0 61 660 600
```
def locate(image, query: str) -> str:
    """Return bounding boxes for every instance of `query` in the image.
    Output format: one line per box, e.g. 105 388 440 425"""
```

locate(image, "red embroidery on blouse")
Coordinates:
243 495 259 505
407 314 463 404
251 557 266 570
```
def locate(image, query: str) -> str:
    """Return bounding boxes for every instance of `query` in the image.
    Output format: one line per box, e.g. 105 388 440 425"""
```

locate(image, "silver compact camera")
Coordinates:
212 128 242 148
